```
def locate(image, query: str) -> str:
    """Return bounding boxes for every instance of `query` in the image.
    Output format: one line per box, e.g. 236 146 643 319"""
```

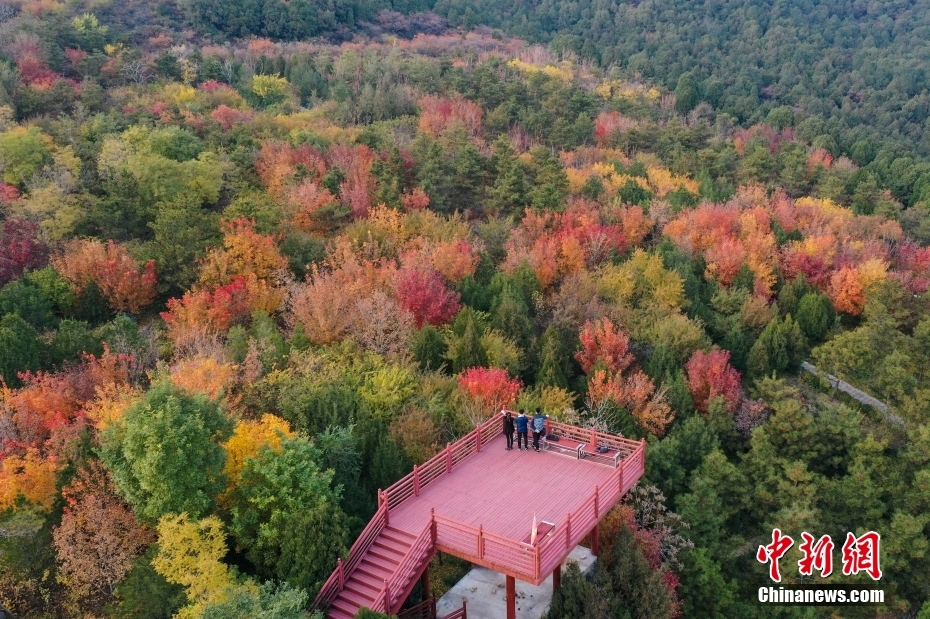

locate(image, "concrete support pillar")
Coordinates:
506 575 516 619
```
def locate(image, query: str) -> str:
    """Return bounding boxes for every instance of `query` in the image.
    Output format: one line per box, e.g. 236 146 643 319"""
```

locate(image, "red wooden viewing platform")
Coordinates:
314 414 646 619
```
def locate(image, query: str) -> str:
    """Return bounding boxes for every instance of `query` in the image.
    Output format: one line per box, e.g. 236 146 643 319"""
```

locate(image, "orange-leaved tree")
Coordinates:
55 239 157 313
576 318 673 436
0 448 60 512
52 461 155 607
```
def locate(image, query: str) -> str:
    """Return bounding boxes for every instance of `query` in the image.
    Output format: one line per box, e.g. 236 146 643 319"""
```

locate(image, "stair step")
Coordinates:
382 526 417 543
331 598 368 617
356 558 395 580
335 587 376 608
345 573 382 595
369 541 407 562
326 607 355 619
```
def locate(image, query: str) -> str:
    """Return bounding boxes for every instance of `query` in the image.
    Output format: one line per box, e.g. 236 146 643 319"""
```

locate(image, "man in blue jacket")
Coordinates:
515 410 529 451
532 408 549 452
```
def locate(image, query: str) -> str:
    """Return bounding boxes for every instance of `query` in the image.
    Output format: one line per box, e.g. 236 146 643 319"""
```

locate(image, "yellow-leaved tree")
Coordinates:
152 513 235 618
220 414 294 504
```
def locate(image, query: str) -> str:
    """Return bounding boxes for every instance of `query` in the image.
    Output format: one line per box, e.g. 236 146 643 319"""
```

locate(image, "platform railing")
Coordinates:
430 438 645 582
536 439 645 577
383 414 503 510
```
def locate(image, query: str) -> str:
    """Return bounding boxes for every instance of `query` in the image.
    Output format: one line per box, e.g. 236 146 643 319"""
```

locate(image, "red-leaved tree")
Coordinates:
394 267 461 328
458 367 523 412
0 183 20 205
575 318 634 374
685 349 742 414
0 217 49 285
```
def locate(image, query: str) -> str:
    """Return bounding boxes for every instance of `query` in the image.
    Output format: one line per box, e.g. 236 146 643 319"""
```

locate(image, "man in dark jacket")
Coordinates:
515 410 529 451
502 410 515 450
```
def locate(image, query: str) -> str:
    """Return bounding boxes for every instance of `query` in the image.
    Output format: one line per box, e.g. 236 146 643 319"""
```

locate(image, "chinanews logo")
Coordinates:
754 529 885 606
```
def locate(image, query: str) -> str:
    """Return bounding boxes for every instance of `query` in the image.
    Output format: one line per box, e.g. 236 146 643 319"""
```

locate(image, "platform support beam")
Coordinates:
421 568 430 600
552 564 561 592
506 575 516 619
591 522 599 557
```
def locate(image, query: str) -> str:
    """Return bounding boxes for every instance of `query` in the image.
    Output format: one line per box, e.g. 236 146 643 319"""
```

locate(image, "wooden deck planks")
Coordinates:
388 432 617 541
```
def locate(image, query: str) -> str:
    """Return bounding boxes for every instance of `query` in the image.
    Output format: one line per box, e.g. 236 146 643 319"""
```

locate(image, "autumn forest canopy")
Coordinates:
1 0 930 618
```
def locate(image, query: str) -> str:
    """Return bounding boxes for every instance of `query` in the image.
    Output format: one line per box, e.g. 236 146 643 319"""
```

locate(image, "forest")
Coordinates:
1 0 930 618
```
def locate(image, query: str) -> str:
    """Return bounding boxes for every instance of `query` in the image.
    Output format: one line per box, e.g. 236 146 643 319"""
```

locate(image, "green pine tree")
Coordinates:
449 310 488 373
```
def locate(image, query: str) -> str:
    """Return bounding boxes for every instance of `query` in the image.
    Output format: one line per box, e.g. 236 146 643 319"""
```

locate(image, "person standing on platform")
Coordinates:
503 410 515 450
515 410 529 451
532 408 548 452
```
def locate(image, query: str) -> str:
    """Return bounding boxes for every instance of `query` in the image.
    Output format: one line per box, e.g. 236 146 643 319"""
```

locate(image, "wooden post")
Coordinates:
414 465 420 496
384 496 390 526
535 544 541 581
477 525 484 558
590 427 597 449
430 508 437 543
565 512 571 549
505 576 516 619
420 568 430 600
378 488 383 508
446 442 452 473
476 423 482 452
383 579 391 613
552 564 561 592
462 599 467 619
337 557 344 589
618 459 625 493
591 522 599 557
594 485 599 518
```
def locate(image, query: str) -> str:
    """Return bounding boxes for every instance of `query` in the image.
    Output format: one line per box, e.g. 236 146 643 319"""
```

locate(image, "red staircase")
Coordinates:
327 525 421 619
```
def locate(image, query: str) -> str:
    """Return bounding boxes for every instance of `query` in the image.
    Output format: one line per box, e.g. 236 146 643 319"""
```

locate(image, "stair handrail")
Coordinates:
382 519 434 613
397 597 437 619
439 601 467 619
312 501 389 610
